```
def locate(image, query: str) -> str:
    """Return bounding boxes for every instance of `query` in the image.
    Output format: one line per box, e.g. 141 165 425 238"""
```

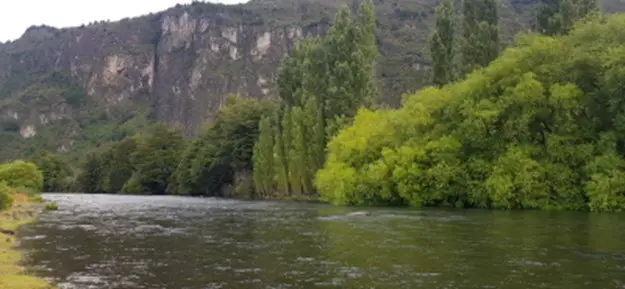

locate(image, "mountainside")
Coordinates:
0 0 623 161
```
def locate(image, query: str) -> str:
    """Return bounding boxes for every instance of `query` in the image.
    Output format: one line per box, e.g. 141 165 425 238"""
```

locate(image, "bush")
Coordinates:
0 182 14 211
45 203 58 211
0 161 44 192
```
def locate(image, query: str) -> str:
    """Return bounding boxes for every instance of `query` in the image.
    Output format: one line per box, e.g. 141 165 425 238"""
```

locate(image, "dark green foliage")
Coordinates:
536 0 599 35
30 152 74 192
254 1 379 198
77 124 183 195
172 95 273 197
77 152 107 194
128 124 185 195
461 0 500 74
429 0 455 86
318 14 625 212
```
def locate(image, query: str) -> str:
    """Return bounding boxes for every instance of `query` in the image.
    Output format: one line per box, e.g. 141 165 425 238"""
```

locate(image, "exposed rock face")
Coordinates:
0 0 623 159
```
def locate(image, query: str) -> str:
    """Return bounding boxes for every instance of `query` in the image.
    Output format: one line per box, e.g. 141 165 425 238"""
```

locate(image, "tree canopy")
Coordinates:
317 14 625 212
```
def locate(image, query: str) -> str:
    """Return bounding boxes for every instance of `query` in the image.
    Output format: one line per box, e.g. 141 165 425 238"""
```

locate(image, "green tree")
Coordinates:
0 160 44 192
78 152 107 194
430 0 455 86
536 0 598 36
461 0 500 74
316 14 625 212
132 124 185 195
252 116 275 198
0 182 14 211
173 95 273 197
256 1 379 197
30 152 74 192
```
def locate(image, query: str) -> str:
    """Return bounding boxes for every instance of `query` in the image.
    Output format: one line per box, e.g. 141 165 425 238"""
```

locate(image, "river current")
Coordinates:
15 193 625 288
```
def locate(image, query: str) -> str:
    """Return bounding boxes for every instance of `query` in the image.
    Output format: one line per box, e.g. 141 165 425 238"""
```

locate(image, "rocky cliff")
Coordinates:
0 0 623 160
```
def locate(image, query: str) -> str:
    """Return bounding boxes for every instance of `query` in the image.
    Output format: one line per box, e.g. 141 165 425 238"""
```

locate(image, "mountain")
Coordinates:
0 0 623 161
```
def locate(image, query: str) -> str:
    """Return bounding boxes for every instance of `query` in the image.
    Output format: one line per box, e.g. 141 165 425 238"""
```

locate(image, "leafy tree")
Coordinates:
255 1 379 197
77 152 107 194
0 160 44 192
461 0 500 74
252 116 275 197
31 152 74 192
317 13 625 212
0 182 14 210
430 0 455 86
132 124 185 195
173 95 273 197
535 0 598 35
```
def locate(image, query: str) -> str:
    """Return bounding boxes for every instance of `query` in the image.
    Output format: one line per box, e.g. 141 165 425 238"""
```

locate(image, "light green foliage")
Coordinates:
0 182 14 211
318 14 625 212
252 116 275 197
0 161 44 192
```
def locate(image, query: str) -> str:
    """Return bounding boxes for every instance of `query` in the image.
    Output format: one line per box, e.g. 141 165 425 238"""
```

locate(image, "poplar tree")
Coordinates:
536 0 598 36
430 0 455 86
461 0 500 74
252 116 274 197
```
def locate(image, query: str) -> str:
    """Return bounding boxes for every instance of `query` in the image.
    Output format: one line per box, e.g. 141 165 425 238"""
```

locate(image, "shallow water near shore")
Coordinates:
16 193 625 288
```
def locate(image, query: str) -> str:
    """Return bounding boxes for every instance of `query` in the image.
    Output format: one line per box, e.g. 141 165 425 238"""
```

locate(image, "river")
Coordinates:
14 193 625 289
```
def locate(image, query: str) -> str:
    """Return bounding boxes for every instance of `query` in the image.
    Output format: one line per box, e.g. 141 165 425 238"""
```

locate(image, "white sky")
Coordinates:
0 0 248 42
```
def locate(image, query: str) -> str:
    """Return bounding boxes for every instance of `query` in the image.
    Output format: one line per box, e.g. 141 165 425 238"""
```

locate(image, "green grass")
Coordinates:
0 199 55 289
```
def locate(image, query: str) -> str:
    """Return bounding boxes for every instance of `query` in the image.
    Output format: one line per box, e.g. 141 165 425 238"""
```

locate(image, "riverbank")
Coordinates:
0 196 54 289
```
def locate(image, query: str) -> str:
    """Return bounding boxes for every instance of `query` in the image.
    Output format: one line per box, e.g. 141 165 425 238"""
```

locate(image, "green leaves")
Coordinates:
316 14 625 212
0 160 44 193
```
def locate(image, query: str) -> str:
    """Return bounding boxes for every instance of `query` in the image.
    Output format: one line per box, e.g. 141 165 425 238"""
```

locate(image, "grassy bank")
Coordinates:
0 193 54 289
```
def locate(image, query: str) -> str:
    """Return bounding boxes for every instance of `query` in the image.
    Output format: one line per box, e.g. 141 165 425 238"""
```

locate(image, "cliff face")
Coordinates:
0 0 623 160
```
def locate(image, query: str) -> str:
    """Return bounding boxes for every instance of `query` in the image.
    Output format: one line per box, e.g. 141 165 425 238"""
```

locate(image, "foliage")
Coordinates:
429 0 455 86
171 95 274 197
132 124 185 195
254 0 378 198
317 14 625 212
45 202 58 211
536 0 599 36
0 182 13 211
0 161 43 192
461 0 500 74
77 124 184 195
30 152 74 192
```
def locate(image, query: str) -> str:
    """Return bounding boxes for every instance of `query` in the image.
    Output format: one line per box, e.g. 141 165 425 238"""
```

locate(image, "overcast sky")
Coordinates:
0 0 248 42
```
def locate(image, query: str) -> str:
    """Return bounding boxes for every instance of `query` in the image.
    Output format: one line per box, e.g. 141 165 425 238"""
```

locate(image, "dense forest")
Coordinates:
4 0 625 212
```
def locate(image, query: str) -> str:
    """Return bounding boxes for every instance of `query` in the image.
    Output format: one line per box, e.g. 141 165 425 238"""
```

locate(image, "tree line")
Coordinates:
12 0 625 212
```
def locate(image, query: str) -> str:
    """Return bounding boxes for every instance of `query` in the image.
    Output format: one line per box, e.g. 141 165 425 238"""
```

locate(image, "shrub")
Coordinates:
0 182 14 211
0 161 44 192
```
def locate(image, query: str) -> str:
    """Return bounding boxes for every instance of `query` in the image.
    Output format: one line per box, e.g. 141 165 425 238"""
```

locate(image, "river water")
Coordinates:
15 193 625 289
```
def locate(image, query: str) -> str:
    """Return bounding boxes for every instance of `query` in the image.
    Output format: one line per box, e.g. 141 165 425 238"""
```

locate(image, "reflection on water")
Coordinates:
15 193 625 289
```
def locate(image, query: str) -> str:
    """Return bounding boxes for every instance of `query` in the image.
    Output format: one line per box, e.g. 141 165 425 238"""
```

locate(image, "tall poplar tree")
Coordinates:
252 116 275 197
536 0 598 36
430 0 455 86
461 0 500 74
